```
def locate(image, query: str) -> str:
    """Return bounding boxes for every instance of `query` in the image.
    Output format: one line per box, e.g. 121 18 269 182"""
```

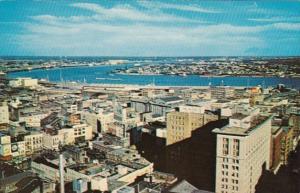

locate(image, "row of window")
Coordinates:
221 184 239 191
223 158 240 164
222 138 240 156
222 164 239 170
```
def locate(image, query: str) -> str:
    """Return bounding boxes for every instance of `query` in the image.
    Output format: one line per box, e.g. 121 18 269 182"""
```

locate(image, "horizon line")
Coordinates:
1 55 300 58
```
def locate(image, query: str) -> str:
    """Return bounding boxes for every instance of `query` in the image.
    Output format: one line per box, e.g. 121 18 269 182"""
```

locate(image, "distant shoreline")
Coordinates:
5 63 126 73
8 65 300 79
113 72 300 78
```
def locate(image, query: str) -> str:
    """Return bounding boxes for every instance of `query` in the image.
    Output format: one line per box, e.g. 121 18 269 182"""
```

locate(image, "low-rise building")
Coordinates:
210 86 235 99
9 77 38 88
24 133 43 155
0 101 9 124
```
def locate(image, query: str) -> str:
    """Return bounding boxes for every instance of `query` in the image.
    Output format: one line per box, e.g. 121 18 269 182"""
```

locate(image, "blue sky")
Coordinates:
0 0 300 56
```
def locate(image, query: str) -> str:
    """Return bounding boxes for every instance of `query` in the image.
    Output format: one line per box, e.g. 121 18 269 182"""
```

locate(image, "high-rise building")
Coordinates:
167 111 218 145
213 114 272 193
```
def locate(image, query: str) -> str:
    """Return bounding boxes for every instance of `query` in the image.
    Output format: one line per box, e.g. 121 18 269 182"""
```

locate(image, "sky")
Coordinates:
0 0 300 56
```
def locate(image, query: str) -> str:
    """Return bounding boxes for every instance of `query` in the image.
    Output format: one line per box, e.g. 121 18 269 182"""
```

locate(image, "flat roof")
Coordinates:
231 113 248 120
213 115 270 136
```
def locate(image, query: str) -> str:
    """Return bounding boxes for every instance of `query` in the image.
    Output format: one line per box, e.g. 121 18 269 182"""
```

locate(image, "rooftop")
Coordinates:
231 113 248 120
157 96 183 103
168 180 200 193
213 115 271 136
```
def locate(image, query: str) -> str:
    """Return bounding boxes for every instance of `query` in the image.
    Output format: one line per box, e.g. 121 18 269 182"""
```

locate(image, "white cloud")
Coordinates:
273 23 300 30
18 13 271 56
71 3 207 24
248 16 300 22
18 2 300 56
139 1 221 14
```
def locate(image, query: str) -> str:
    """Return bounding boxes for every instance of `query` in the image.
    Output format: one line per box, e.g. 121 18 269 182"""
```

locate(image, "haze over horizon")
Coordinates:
1 0 300 57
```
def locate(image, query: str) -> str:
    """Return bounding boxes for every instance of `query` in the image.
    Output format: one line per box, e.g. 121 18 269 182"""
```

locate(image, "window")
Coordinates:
223 138 229 155
233 139 240 156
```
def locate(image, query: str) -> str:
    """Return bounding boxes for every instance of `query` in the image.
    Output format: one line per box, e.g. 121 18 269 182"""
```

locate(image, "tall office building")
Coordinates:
213 113 272 193
167 111 218 145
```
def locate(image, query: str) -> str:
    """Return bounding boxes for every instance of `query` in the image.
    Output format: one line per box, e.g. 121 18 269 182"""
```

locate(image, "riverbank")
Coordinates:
114 72 300 78
8 64 300 89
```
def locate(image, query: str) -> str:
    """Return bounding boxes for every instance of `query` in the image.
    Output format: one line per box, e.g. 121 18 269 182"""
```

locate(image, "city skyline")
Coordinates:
0 0 300 56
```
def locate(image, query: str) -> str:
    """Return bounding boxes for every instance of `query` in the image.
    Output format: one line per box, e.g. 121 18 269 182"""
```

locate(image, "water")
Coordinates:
8 64 300 88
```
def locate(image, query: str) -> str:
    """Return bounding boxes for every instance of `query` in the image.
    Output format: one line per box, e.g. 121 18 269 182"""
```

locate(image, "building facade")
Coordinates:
213 114 272 193
0 101 9 124
166 111 218 145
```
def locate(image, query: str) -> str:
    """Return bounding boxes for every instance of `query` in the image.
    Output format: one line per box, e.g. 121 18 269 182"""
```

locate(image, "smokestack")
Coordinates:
59 154 65 193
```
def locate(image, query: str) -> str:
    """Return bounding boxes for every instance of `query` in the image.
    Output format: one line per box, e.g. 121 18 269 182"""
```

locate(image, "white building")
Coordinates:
58 128 76 145
81 111 99 133
0 134 11 158
210 86 235 99
72 124 93 141
213 114 272 193
81 110 114 133
9 77 38 88
58 124 93 145
24 133 43 154
178 105 206 114
43 133 64 150
0 134 26 158
19 112 48 127
10 141 26 157
0 101 9 124
42 124 93 148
